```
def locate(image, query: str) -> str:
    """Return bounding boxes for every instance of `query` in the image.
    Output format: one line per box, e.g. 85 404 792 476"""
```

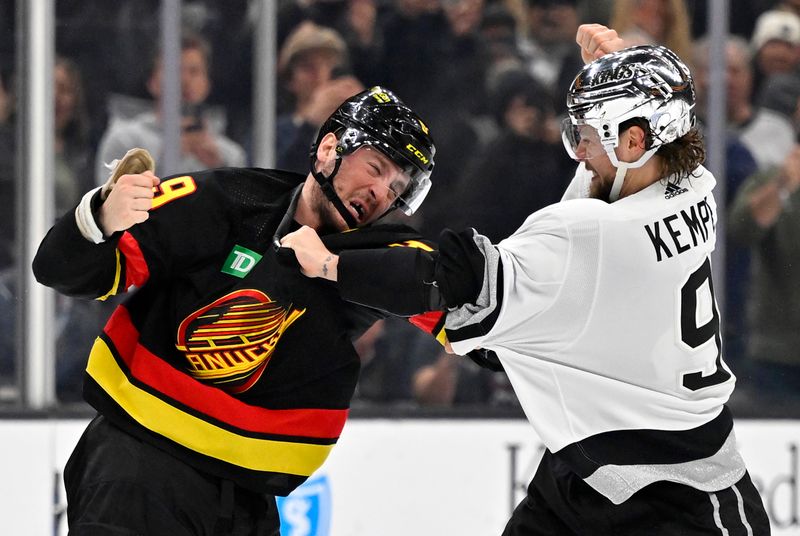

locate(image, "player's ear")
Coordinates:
316 132 338 161
627 125 647 150
622 125 647 159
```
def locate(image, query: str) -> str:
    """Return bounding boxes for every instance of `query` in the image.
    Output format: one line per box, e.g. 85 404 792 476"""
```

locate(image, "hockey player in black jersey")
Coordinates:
282 27 772 535
33 86 444 535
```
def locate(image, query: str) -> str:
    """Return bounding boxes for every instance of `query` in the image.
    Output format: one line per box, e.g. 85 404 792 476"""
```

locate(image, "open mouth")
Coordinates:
349 201 365 222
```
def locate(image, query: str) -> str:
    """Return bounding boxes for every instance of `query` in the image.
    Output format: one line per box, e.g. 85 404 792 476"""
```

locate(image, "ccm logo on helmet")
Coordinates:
370 91 392 103
406 143 429 165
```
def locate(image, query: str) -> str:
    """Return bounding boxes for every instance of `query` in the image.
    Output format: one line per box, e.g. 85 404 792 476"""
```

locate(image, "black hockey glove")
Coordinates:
435 228 486 309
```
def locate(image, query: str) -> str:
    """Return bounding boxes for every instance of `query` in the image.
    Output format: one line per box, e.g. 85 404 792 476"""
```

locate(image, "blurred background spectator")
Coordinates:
353 317 520 410
728 145 800 413
749 9 800 97
0 57 104 402
53 57 93 214
518 0 583 114
1 0 799 416
609 0 693 61
50 57 103 402
691 34 759 369
451 70 571 241
94 32 246 182
740 71 800 172
279 0 385 86
276 21 364 173
401 0 497 238
692 35 755 132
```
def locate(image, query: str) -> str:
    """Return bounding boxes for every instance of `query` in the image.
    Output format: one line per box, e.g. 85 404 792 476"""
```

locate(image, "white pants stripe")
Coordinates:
709 492 730 536
709 484 754 536
731 484 754 536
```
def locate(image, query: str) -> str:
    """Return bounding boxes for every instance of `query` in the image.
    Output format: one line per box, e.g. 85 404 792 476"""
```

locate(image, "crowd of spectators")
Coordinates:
0 0 799 415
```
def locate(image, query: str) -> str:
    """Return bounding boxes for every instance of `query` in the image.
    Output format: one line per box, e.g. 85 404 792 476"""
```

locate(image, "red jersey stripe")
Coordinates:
408 310 445 335
119 231 150 289
103 306 348 439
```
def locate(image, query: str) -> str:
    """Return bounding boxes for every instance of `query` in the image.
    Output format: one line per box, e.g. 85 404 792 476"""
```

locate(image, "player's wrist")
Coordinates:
75 187 107 244
318 253 339 281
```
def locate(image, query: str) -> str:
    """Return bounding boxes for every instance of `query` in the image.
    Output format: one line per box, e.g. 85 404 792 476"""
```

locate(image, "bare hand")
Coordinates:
98 172 160 235
280 225 339 280
576 24 627 63
181 121 222 167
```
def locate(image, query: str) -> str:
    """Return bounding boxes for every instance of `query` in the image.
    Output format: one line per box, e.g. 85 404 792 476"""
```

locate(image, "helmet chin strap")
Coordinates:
608 164 628 202
308 152 358 229
607 146 659 202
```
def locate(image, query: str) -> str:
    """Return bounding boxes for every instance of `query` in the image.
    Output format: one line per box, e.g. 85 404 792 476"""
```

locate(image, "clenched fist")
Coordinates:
280 225 339 280
98 172 161 236
576 24 628 64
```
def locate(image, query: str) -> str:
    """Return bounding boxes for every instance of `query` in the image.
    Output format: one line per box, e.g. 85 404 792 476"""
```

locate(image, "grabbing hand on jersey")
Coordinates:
280 225 339 281
575 24 627 63
98 172 161 236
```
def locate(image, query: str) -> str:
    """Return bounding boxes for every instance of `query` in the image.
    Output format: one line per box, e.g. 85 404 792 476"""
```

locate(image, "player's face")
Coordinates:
562 122 619 201
584 150 618 202
314 145 409 231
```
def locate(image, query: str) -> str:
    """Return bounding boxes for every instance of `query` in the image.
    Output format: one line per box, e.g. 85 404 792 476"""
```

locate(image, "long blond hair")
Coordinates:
610 0 692 61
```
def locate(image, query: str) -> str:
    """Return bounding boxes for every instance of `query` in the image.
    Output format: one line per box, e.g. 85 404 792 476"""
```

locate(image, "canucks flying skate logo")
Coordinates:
176 289 305 393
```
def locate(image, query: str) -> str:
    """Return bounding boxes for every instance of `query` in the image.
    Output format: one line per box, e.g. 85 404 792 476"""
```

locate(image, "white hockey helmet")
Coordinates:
561 45 696 199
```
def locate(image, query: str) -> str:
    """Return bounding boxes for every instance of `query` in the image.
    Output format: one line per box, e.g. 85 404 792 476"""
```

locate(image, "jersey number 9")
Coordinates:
680 257 731 391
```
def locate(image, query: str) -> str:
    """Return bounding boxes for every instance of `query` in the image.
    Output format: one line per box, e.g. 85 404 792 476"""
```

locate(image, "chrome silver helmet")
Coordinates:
561 45 696 199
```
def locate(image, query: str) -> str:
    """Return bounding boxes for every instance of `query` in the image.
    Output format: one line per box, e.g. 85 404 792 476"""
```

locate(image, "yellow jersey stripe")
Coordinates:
86 338 333 476
96 249 122 301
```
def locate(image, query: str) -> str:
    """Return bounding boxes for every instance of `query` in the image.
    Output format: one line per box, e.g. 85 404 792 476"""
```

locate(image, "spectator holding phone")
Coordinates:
94 32 245 182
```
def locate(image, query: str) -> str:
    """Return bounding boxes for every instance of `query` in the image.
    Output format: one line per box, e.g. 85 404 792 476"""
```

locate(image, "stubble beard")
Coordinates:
587 166 613 203
310 181 347 234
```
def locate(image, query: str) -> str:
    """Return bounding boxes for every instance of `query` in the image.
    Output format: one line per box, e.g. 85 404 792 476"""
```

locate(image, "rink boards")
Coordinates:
0 418 797 535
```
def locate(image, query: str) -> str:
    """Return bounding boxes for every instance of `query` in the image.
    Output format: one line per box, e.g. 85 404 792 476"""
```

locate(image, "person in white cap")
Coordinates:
751 9 800 90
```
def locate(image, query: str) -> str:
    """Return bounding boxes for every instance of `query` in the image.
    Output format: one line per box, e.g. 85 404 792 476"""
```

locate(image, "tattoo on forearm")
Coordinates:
322 255 333 278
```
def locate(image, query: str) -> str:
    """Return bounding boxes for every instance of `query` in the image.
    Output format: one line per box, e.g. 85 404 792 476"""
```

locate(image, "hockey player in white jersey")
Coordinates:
281 39 770 535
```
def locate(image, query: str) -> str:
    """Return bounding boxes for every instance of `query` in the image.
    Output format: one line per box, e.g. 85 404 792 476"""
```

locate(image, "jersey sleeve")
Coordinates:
445 209 571 355
335 232 448 345
33 172 229 300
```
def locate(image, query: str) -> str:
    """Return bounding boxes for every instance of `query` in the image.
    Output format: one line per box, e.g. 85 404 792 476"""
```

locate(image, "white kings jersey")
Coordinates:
445 163 746 505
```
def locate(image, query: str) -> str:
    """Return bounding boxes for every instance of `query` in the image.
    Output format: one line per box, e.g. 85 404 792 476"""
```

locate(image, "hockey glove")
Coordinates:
435 228 486 309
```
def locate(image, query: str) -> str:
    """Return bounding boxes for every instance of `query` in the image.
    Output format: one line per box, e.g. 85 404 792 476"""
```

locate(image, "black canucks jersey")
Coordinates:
33 167 442 495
